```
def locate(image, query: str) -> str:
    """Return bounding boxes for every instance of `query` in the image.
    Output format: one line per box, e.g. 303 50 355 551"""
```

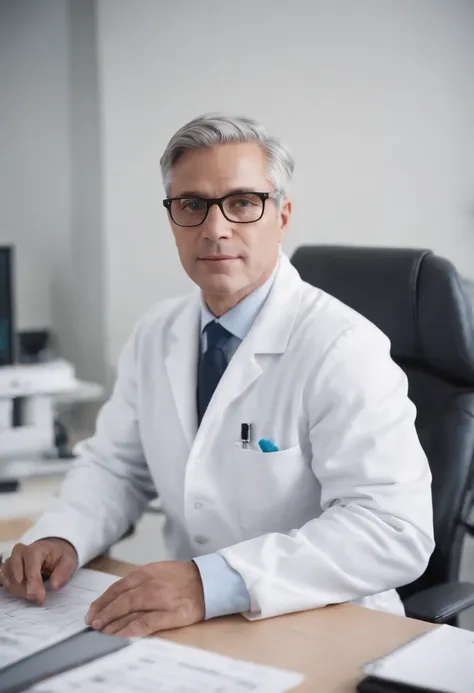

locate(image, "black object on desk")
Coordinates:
0 481 19 494
357 675 438 693
0 246 15 367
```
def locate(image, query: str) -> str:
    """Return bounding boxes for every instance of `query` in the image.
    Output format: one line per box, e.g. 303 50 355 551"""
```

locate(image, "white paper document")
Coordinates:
365 624 474 693
30 636 304 693
0 568 118 670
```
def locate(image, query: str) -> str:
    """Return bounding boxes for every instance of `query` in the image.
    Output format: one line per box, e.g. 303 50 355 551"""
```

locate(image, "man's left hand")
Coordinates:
85 561 205 637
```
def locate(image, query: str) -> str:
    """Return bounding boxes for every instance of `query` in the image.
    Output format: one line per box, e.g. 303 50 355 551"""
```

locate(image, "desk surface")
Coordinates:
1 519 433 693
88 561 433 692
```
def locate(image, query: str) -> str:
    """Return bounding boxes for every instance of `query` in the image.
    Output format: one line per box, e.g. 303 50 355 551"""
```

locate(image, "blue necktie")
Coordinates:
197 320 232 424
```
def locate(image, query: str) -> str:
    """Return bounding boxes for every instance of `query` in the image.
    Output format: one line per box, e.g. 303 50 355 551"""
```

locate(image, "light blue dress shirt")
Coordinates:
193 259 279 619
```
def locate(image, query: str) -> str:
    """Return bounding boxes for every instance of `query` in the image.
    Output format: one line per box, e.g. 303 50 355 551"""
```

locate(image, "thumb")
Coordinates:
49 554 77 590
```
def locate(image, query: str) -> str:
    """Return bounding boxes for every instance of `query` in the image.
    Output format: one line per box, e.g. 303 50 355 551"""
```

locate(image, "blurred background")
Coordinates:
2 0 473 386
0 0 473 623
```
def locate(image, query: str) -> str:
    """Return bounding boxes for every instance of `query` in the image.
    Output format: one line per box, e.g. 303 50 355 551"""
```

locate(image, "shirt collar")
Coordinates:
200 255 280 341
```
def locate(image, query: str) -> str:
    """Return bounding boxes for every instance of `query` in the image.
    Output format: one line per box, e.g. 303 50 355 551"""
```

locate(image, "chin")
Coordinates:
202 274 239 295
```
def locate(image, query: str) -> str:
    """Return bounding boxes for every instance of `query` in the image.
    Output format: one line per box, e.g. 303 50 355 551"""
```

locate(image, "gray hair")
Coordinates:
160 113 294 197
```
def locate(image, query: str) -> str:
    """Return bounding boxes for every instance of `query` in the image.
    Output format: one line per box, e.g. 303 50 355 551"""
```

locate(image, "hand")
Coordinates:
1 538 78 605
85 560 205 637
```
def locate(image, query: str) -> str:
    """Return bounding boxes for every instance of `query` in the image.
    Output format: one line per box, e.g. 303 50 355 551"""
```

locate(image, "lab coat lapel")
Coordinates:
193 255 304 451
164 294 201 448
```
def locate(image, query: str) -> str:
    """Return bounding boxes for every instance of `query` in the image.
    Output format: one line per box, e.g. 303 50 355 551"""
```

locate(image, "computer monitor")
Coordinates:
0 246 15 366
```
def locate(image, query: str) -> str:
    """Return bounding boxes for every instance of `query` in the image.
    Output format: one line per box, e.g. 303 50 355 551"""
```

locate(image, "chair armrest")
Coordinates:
403 582 474 623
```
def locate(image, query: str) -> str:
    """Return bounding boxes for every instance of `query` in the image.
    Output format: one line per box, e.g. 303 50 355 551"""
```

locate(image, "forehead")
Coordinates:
169 142 271 197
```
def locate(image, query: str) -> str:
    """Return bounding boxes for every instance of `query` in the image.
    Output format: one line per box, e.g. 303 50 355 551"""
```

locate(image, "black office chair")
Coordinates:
291 245 474 625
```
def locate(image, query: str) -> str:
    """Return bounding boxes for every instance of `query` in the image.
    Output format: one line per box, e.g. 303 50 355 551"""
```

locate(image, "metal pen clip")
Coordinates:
241 423 251 449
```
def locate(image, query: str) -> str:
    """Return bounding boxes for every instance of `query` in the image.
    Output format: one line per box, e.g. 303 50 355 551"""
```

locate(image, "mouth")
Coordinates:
198 255 240 262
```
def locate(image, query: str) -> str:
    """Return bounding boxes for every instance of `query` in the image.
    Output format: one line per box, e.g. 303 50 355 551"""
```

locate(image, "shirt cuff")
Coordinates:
20 521 86 566
193 553 251 620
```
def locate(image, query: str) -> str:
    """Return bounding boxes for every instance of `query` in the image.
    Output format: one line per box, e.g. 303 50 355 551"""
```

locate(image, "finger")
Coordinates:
1 574 28 599
24 549 46 604
102 611 147 635
86 571 147 624
90 586 154 630
9 544 26 584
1 559 12 588
49 554 77 590
116 611 177 638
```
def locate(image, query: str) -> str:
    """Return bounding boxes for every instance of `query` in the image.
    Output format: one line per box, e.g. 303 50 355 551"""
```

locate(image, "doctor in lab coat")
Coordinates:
2 114 434 637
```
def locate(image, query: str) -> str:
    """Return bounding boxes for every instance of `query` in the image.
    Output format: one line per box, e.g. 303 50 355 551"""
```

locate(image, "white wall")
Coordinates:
2 1 473 378
0 0 71 336
0 0 106 383
97 0 474 367
69 0 105 383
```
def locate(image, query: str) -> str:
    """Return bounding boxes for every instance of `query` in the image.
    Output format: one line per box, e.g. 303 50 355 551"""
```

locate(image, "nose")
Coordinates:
201 202 233 241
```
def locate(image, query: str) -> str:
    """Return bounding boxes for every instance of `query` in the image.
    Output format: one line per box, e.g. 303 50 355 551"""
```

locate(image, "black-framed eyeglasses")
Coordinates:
162 191 281 227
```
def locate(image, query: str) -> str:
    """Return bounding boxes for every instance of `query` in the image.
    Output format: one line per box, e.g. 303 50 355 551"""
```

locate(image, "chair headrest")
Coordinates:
291 245 474 384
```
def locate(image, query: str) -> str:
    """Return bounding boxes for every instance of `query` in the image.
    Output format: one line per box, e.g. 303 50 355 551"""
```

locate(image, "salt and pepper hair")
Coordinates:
160 113 294 198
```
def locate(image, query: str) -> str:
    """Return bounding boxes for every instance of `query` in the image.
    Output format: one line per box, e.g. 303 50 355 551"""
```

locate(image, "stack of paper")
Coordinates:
364 624 474 693
29 637 304 693
1 568 304 693
0 568 118 669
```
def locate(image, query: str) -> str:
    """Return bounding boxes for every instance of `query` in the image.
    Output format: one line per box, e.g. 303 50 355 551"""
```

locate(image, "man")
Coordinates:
2 114 434 637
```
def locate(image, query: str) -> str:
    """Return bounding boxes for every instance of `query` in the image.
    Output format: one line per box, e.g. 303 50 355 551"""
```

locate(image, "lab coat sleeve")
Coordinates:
20 328 157 567
219 324 435 620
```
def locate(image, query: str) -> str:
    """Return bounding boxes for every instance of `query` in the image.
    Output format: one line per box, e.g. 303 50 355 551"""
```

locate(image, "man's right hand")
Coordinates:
1 538 78 605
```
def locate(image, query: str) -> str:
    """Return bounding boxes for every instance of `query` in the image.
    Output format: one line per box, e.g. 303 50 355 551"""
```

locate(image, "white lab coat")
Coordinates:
22 253 434 619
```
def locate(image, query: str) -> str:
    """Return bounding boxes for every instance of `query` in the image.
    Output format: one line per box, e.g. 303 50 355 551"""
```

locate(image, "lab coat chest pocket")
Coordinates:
230 442 316 533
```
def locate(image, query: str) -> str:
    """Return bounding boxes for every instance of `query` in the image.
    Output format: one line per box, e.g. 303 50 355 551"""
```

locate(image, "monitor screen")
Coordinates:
0 246 14 366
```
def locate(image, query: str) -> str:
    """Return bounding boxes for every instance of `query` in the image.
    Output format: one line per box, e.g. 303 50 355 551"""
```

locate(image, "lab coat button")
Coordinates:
193 501 203 510
194 535 209 545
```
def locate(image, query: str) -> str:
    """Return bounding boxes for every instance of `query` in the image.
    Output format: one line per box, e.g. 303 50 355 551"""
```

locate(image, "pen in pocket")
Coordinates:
240 423 251 449
258 439 280 453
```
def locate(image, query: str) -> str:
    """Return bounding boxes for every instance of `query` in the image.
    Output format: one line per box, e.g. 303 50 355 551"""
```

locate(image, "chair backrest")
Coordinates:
291 245 474 597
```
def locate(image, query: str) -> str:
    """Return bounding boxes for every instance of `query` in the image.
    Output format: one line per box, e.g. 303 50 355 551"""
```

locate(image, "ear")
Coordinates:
278 197 292 240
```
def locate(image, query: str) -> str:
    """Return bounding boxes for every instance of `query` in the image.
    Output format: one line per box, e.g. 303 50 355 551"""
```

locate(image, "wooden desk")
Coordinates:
1 519 434 693
0 516 36 543
89 561 434 693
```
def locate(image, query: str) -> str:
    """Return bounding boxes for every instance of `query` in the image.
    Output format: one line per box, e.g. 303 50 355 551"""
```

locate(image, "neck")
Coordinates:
204 267 275 318
205 289 252 318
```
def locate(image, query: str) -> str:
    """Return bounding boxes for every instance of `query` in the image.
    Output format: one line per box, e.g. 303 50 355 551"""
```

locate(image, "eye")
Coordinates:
229 195 259 208
180 198 206 212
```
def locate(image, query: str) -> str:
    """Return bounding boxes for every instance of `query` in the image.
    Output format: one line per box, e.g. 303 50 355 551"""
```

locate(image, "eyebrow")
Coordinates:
170 188 260 199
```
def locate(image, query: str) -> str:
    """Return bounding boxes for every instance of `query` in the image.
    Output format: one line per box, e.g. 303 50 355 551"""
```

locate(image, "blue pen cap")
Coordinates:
258 438 280 453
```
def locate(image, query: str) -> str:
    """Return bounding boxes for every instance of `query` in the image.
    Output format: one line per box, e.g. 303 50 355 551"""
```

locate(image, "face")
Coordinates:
166 142 291 315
